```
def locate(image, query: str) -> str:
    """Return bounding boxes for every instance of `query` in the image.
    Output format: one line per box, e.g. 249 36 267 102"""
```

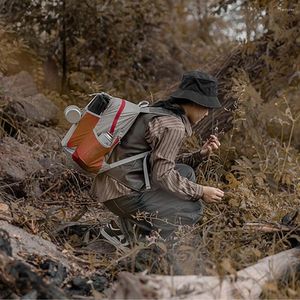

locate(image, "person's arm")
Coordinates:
176 150 206 169
176 135 221 168
145 116 204 201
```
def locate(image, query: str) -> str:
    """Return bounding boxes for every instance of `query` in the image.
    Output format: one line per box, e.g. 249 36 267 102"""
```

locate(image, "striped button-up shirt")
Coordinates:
90 114 205 202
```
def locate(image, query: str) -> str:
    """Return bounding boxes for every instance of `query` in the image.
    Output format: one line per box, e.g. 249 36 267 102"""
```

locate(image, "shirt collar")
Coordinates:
181 114 193 136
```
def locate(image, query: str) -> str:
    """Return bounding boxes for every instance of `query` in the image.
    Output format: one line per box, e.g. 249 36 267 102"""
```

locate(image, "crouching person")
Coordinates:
90 71 224 248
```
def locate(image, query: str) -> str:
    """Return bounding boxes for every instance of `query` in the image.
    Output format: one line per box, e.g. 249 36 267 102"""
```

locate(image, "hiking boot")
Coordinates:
100 220 129 249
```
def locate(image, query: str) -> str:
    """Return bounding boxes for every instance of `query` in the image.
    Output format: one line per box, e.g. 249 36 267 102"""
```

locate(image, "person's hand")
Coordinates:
200 135 221 157
202 186 224 203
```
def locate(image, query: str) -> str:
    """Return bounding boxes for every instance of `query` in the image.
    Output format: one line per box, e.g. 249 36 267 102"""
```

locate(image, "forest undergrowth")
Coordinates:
2 66 299 298
0 3 300 296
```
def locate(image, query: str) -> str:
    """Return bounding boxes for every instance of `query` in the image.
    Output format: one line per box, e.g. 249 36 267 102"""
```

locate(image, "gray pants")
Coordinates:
104 164 203 241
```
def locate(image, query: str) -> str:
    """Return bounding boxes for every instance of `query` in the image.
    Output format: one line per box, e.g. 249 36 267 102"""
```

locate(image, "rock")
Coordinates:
67 277 91 297
71 277 90 292
0 137 43 183
0 229 68 299
25 126 62 151
40 259 67 286
0 229 12 256
9 93 59 125
90 273 108 292
68 274 108 295
1 71 59 125
0 221 71 269
1 71 38 98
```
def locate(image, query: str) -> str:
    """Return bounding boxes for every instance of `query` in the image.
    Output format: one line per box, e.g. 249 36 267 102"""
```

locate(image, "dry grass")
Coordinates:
80 83 299 297
0 3 299 297
1 72 300 298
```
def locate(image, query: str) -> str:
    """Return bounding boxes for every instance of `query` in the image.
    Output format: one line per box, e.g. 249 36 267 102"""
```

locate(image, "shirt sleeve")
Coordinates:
145 116 204 201
176 150 206 169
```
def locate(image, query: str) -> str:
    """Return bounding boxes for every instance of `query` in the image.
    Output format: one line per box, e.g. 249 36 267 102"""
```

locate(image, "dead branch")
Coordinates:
111 247 300 299
243 222 300 233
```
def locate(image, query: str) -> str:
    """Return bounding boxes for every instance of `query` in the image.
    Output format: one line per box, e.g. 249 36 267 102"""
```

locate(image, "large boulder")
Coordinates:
1 71 59 125
9 93 59 125
0 137 43 183
0 221 71 268
1 71 38 98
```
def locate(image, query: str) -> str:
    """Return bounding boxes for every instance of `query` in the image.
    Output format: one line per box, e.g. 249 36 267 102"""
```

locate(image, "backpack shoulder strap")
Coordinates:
140 106 179 118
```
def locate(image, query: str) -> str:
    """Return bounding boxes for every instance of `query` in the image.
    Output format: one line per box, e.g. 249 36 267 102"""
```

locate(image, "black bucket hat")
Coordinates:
170 71 221 108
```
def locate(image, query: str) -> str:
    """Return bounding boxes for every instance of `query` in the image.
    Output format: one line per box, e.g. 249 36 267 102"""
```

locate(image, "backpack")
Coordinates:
61 92 169 185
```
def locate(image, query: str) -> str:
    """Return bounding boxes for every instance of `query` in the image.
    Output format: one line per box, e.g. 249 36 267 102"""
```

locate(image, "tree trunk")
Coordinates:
60 0 67 94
